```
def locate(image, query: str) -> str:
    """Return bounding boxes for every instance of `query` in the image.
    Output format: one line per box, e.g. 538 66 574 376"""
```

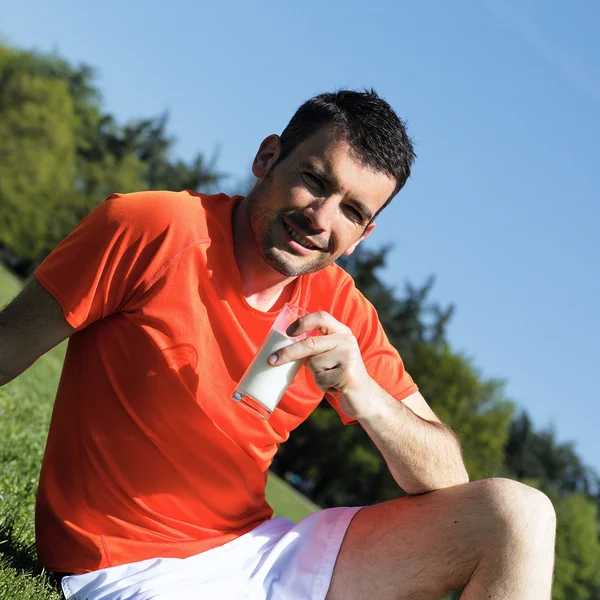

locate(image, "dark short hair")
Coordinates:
277 89 416 214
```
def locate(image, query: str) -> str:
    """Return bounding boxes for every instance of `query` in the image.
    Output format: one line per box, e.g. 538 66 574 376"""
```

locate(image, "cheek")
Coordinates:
286 183 312 208
267 182 302 211
331 216 362 248
253 180 282 218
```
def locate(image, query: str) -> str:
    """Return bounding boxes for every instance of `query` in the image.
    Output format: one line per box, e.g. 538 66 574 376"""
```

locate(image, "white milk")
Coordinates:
236 329 303 412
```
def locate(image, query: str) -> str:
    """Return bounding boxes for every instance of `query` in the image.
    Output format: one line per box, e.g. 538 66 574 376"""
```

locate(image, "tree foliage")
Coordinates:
553 490 600 599
506 412 599 496
0 43 223 273
0 46 77 263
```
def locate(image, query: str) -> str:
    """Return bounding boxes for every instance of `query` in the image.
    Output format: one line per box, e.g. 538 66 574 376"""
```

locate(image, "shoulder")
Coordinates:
97 190 231 241
103 190 203 227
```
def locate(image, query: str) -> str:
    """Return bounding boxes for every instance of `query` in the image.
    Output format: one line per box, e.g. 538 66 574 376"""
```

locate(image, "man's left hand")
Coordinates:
267 311 375 420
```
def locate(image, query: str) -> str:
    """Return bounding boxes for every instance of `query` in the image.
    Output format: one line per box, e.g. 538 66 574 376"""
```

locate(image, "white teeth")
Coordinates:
285 223 317 250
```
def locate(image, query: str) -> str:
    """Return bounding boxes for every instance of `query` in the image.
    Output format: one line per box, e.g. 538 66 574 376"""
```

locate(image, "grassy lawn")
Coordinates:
0 264 318 599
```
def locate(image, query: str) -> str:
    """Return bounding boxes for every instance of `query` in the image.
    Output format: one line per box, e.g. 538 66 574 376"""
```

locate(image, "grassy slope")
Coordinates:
0 264 317 599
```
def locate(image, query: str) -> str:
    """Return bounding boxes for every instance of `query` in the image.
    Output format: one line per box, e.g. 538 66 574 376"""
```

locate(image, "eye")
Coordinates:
343 204 364 223
301 172 324 192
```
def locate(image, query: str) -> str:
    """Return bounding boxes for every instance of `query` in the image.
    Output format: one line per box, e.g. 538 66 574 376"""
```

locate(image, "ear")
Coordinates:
343 222 376 255
252 135 281 179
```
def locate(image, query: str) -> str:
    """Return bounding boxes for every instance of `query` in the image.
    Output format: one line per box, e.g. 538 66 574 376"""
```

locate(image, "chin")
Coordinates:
263 248 331 277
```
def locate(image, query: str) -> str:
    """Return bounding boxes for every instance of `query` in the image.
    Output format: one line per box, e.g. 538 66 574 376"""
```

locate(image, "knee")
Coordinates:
475 478 556 545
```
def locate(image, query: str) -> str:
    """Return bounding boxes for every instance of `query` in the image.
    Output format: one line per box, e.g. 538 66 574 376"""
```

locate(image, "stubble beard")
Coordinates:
247 177 333 278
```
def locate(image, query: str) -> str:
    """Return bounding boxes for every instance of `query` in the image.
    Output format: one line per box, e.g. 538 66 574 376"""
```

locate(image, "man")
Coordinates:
0 90 555 599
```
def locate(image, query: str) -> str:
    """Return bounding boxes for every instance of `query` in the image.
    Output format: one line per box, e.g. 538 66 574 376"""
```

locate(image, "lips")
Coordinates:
282 220 322 251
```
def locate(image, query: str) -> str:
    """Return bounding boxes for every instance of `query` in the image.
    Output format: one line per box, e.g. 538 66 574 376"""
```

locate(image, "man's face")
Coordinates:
246 128 397 277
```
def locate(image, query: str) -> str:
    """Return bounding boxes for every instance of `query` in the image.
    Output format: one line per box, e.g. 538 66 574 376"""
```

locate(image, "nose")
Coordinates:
301 197 338 232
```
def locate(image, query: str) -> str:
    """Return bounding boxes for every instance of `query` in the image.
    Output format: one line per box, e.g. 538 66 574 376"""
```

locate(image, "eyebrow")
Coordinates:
298 160 374 222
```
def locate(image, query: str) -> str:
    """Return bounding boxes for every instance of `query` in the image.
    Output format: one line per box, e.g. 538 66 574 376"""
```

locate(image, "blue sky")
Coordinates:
2 0 599 471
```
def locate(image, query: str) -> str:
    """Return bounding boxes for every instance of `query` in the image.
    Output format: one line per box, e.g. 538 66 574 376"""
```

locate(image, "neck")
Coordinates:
232 198 296 312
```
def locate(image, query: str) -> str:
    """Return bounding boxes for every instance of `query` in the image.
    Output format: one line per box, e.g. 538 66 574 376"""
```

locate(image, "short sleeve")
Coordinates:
34 191 194 330
325 276 418 425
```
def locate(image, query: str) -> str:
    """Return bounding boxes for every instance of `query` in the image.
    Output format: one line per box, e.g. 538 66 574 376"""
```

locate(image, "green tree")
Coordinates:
553 490 600 600
519 480 600 600
505 412 598 495
408 342 513 481
121 115 223 192
0 44 145 269
1 44 146 201
505 417 600 598
0 43 223 272
0 46 77 265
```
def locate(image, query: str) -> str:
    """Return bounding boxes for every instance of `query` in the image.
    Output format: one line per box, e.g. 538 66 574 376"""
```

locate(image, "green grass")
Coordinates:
266 471 320 522
0 265 22 305
0 263 318 599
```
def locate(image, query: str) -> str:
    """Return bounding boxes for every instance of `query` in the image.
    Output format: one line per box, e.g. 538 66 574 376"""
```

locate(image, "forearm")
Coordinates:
271 312 470 494
358 384 469 495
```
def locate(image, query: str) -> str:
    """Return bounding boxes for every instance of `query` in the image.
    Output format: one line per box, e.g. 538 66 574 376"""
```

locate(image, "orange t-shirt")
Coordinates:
34 190 417 574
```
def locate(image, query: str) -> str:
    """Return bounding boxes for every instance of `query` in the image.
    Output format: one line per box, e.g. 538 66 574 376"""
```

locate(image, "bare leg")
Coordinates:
326 478 556 600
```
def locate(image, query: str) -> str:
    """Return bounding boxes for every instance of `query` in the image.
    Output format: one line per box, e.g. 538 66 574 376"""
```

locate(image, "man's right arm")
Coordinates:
0 277 76 387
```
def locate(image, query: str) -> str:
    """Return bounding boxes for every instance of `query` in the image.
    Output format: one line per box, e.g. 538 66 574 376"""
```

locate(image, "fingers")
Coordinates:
268 333 340 366
268 310 370 405
286 311 351 337
313 367 346 392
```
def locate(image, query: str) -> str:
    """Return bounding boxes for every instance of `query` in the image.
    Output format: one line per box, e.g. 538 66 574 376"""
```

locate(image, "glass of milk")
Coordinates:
231 304 310 419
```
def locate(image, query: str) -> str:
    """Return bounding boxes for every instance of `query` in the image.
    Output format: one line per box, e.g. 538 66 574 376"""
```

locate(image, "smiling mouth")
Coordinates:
283 221 322 251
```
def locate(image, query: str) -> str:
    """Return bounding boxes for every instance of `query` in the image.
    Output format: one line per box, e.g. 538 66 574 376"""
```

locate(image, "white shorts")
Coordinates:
61 506 362 600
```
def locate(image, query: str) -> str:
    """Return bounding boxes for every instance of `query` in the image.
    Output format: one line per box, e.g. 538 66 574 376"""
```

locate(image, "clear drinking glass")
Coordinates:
231 304 310 419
